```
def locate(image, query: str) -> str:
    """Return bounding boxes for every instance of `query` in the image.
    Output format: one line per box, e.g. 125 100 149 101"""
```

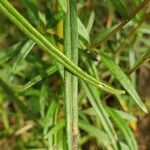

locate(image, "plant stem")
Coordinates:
70 0 78 149
64 1 73 149
89 0 149 48
64 0 78 149
0 0 124 95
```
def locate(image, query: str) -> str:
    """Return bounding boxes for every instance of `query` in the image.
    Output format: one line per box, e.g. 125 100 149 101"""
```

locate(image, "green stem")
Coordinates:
0 0 124 95
89 0 149 48
64 1 73 149
80 58 119 150
70 0 78 150
64 0 78 149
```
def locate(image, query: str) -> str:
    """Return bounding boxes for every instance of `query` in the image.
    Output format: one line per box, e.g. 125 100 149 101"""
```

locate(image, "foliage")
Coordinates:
0 0 149 149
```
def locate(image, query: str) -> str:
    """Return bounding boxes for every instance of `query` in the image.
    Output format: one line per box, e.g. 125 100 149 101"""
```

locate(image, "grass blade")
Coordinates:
107 107 138 150
100 52 148 113
129 49 150 73
79 119 111 148
81 81 119 150
86 11 95 34
82 107 137 122
0 76 36 120
90 0 149 48
18 0 39 25
44 99 58 149
0 42 21 65
43 99 58 135
20 66 57 91
44 120 65 139
80 57 119 149
0 0 124 95
78 18 90 43
110 0 129 20
10 39 35 80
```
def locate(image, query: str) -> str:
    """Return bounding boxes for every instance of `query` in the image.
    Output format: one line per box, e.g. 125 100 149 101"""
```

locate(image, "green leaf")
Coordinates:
120 143 130 150
79 120 111 148
110 0 129 20
46 11 65 28
91 25 118 46
78 18 90 43
86 11 95 34
0 0 124 95
82 107 137 121
0 42 21 65
100 52 148 113
81 81 119 150
21 66 57 91
0 76 36 120
130 49 150 73
107 107 138 150
43 99 57 135
113 109 137 122
18 0 39 25
57 1 90 43
44 120 65 139
57 0 67 12
10 40 35 80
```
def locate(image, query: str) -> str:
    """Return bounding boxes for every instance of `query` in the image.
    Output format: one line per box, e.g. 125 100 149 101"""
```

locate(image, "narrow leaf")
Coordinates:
57 0 67 12
10 40 35 80
0 0 124 95
18 0 39 25
110 0 129 20
81 81 119 150
86 11 95 34
82 107 137 121
79 120 111 148
130 49 150 73
78 18 90 43
100 52 148 113
0 76 36 120
44 99 57 135
0 42 21 65
91 25 118 47
107 107 138 150
114 109 137 122
44 120 65 139
21 66 57 91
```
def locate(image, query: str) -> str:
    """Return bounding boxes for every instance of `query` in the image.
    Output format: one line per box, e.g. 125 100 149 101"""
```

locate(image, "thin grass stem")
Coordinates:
89 0 149 48
0 0 124 95
64 0 78 149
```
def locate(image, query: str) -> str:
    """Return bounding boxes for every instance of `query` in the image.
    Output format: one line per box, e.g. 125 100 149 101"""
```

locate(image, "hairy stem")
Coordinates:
64 0 78 149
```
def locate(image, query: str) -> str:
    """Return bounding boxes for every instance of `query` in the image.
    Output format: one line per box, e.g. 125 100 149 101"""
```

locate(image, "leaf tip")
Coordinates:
99 83 125 95
142 106 148 113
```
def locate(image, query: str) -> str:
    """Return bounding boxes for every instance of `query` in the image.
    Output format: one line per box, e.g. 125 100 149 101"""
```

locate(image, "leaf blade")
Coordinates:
0 0 124 95
110 0 129 20
10 40 35 80
107 107 138 150
100 52 148 113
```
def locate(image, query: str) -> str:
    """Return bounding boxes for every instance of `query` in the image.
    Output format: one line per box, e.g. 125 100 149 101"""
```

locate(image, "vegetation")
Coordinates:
0 0 149 149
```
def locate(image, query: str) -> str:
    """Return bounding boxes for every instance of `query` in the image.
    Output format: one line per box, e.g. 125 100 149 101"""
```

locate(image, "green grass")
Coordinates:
0 0 149 149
